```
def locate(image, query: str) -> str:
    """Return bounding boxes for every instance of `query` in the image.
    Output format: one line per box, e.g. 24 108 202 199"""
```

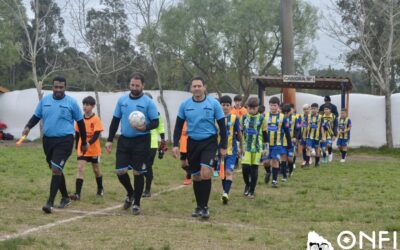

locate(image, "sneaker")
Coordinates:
200 207 210 219
96 188 104 197
58 197 71 209
183 178 192 185
243 185 250 196
340 159 346 163
69 193 80 201
132 205 140 215
222 193 229 205
247 192 255 199
191 207 202 217
142 191 151 198
282 178 287 182
301 160 306 166
329 153 333 162
123 195 134 210
213 171 219 177
272 180 278 188
293 163 296 169
309 158 313 165
264 172 271 184
42 201 53 214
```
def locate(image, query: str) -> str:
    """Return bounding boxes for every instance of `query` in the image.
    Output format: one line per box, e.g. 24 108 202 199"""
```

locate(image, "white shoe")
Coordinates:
340 159 346 163
311 149 316 157
293 163 296 169
282 178 287 182
329 154 333 162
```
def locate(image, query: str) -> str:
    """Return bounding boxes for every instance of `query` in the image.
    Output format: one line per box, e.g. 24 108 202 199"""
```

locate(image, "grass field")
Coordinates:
0 140 399 250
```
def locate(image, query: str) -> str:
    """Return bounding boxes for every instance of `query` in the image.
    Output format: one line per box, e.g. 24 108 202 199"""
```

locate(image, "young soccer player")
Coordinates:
218 95 243 204
70 96 104 201
241 97 267 197
180 122 192 185
321 104 338 163
262 97 292 188
281 104 300 179
143 92 166 198
299 104 311 167
337 109 352 163
231 94 248 119
306 103 324 167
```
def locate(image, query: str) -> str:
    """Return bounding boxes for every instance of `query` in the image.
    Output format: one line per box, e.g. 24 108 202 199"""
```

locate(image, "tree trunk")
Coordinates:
152 55 172 141
94 89 101 118
385 90 393 148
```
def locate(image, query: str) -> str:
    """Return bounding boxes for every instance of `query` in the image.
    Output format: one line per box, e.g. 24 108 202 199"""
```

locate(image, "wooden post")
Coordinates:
257 80 266 106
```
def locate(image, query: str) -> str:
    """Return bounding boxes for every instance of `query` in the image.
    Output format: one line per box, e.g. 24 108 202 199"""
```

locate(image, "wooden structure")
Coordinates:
253 75 352 110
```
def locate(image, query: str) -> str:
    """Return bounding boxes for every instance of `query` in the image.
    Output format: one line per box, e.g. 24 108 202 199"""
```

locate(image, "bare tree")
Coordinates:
1 0 63 100
68 0 134 117
128 0 173 141
327 0 400 147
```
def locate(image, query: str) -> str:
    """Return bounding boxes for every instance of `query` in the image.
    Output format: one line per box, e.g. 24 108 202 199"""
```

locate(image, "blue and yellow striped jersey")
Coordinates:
338 117 351 139
225 114 240 155
322 113 338 140
299 113 310 140
307 113 323 140
282 114 300 146
265 112 289 147
241 113 266 153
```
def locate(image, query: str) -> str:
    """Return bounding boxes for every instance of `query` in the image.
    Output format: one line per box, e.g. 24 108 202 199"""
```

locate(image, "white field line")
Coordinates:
0 185 186 241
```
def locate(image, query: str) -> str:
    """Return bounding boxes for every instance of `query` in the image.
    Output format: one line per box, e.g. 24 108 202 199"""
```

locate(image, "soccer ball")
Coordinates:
129 111 146 128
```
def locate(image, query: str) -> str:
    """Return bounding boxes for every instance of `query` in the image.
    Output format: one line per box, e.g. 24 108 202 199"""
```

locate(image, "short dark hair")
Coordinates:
258 105 266 114
324 103 332 110
53 76 66 86
269 96 280 105
281 103 291 114
324 95 331 102
289 103 295 109
219 95 232 105
311 103 319 108
82 96 96 106
130 72 145 84
233 94 243 102
191 76 205 85
247 97 259 108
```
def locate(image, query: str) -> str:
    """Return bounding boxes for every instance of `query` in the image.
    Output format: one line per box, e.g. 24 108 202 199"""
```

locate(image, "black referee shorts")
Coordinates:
115 134 150 174
187 135 218 175
43 135 74 171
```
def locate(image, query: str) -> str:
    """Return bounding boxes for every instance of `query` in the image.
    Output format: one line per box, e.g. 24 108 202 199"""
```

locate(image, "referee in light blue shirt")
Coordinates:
22 76 88 214
173 76 227 219
105 72 159 215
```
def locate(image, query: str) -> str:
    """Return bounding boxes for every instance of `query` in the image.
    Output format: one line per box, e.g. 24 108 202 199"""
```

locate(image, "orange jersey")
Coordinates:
75 114 104 157
179 122 188 153
231 107 247 119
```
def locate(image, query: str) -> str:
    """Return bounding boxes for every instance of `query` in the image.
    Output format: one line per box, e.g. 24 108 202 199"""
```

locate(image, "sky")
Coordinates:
22 0 349 70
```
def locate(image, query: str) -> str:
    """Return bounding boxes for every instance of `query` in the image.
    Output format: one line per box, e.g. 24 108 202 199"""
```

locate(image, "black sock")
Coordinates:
59 173 68 198
224 179 232 194
288 162 294 174
293 156 296 163
281 162 287 178
249 165 259 193
328 147 332 155
186 170 191 179
221 179 226 191
242 165 251 187
133 174 144 206
95 176 103 191
75 178 84 195
117 173 134 197
272 167 279 181
322 150 327 158
49 175 62 204
193 180 201 208
316 157 320 165
302 148 307 161
201 179 212 208
265 165 271 174
342 151 347 159
145 175 152 192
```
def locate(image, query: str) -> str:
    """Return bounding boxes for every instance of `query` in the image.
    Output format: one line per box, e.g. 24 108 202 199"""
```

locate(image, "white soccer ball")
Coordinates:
129 111 146 128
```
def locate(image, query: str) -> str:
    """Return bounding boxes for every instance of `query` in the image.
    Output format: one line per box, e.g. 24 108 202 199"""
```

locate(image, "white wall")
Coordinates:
0 89 399 148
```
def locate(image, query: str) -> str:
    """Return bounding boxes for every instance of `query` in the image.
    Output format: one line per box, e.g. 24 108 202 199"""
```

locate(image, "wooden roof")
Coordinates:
0 86 10 93
253 75 352 91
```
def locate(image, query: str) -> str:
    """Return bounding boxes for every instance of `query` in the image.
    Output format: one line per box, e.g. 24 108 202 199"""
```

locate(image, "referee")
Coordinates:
105 72 159 215
173 76 227 219
22 76 88 214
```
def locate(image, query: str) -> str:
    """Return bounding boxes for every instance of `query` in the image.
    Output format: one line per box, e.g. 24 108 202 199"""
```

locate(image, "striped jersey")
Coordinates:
321 113 338 140
222 114 240 155
338 117 352 139
283 114 300 146
265 112 289 147
307 113 323 140
299 113 310 140
241 113 266 153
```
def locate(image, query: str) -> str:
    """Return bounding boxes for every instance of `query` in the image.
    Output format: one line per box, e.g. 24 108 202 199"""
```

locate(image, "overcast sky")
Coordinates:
23 0 348 70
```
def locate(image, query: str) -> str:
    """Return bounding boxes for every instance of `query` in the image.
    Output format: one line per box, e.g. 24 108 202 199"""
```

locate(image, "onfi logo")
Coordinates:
307 231 334 250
